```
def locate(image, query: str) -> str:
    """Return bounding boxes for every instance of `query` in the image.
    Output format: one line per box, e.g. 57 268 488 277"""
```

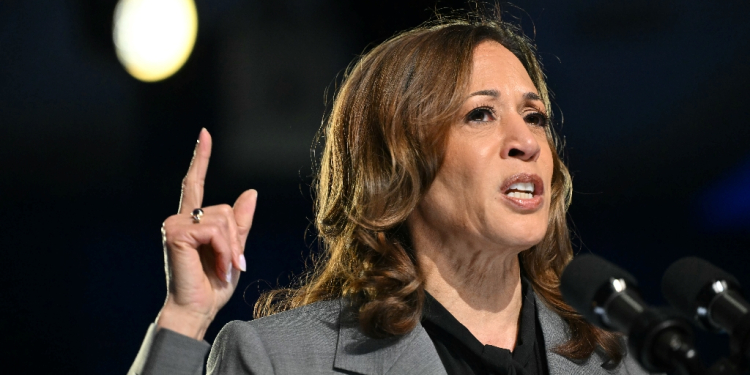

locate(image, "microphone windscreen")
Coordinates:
560 254 638 324
661 257 739 319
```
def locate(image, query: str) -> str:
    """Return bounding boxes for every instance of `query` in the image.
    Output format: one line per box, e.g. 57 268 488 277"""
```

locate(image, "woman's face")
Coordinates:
414 41 554 253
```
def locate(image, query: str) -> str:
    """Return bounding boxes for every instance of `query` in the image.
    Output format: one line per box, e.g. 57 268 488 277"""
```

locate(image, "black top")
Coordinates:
422 278 549 375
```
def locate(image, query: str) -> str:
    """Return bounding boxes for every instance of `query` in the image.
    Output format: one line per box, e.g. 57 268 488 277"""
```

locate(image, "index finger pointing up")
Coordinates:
179 128 212 214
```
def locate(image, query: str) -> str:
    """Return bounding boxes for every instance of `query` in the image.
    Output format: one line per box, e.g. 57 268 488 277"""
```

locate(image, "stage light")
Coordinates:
112 0 198 82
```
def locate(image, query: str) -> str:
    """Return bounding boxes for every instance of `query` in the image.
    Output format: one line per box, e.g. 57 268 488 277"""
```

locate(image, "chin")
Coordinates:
491 223 548 252
509 237 545 253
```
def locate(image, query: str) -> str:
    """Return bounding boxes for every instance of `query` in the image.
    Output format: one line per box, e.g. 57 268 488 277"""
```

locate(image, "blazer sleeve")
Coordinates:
128 323 211 375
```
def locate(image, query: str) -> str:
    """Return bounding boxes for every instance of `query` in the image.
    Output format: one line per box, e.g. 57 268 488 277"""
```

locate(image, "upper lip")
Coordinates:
500 173 544 196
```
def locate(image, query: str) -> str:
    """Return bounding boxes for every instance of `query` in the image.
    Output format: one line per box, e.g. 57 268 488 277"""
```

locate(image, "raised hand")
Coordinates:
155 128 258 340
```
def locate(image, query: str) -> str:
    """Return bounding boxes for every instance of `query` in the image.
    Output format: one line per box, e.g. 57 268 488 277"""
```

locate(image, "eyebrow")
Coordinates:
467 90 543 102
468 89 499 98
524 92 542 101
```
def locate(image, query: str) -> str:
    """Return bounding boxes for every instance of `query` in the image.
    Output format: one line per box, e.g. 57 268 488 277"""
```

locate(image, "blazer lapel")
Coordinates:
333 300 447 375
383 323 448 375
536 294 620 375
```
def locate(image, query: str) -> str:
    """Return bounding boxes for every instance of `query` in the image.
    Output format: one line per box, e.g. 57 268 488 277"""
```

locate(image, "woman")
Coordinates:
130 12 652 375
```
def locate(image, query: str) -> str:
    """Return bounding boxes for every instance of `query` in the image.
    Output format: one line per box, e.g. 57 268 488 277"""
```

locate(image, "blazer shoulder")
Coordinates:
249 298 341 331
207 299 342 374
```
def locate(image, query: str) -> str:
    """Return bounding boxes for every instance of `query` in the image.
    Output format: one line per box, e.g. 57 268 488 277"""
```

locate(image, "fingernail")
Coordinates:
225 263 232 283
239 254 247 272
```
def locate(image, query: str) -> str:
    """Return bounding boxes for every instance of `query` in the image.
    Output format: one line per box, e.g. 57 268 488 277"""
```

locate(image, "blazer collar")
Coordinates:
333 299 447 375
331 295 621 375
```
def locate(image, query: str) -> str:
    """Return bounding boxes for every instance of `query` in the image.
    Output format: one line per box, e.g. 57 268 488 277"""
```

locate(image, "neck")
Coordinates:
409 216 525 349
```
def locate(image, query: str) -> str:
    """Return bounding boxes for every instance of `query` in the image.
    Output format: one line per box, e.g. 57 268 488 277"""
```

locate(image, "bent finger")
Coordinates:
202 204 243 272
164 214 234 284
209 233 236 284
178 222 235 284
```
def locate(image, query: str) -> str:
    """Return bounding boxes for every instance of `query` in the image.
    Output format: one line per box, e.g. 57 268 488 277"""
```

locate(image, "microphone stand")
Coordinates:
651 325 707 375
705 307 750 375
625 308 707 375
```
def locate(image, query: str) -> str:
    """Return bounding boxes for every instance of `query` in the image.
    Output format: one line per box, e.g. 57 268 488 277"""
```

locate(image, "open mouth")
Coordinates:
501 173 542 199
500 174 544 209
504 182 535 199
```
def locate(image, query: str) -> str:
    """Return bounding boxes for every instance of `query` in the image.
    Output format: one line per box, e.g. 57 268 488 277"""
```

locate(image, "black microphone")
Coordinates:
561 254 704 374
662 257 750 362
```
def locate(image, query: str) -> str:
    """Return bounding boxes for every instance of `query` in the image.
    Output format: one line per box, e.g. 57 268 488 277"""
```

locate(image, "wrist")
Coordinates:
156 302 213 341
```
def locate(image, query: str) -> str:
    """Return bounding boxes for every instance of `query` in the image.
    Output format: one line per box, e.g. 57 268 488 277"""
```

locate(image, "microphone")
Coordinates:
561 254 703 374
662 257 750 361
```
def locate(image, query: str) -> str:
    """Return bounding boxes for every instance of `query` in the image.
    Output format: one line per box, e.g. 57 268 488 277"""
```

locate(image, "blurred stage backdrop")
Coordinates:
1 0 749 372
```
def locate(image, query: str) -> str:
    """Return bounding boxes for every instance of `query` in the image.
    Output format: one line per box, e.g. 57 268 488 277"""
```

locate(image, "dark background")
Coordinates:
2 0 749 373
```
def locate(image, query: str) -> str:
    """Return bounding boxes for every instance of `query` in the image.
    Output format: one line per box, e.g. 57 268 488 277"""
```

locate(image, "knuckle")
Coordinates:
216 214 228 228
163 215 179 229
205 208 225 225
207 225 221 237
161 215 189 244
218 204 233 216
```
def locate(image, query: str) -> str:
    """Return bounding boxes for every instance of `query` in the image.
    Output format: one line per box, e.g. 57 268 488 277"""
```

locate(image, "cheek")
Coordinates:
440 139 494 192
423 141 496 227
543 148 556 224
540 140 555 190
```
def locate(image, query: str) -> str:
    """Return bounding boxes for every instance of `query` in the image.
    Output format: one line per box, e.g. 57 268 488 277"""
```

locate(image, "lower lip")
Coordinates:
500 194 544 211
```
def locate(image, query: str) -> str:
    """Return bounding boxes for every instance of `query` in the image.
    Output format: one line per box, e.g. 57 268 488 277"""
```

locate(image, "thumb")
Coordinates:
234 189 258 246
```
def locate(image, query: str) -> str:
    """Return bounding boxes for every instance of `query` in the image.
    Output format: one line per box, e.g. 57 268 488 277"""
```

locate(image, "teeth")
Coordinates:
507 191 533 199
507 182 535 193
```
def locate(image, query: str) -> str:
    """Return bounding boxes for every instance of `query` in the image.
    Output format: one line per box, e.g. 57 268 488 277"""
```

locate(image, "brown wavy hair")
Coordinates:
255 9 624 363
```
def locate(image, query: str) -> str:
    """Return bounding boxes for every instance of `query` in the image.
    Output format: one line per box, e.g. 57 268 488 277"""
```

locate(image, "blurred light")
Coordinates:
113 0 198 82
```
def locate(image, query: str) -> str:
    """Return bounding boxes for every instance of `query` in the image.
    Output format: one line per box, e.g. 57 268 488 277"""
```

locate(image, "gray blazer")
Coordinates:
129 296 653 375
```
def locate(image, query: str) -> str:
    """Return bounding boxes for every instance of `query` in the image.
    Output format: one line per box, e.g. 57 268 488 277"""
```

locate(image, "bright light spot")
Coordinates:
612 278 627 293
113 0 198 82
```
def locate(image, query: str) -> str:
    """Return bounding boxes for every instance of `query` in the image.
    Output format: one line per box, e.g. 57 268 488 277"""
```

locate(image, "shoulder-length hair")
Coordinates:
255 11 624 363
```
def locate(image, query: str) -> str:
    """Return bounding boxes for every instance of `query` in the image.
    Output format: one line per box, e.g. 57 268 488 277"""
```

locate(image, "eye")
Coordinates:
465 106 496 123
524 112 549 127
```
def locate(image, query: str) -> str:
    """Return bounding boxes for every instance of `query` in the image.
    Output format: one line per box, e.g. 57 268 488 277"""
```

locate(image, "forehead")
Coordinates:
469 41 537 94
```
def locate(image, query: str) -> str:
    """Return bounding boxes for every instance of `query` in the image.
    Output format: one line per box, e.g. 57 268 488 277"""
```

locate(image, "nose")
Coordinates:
500 113 541 162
